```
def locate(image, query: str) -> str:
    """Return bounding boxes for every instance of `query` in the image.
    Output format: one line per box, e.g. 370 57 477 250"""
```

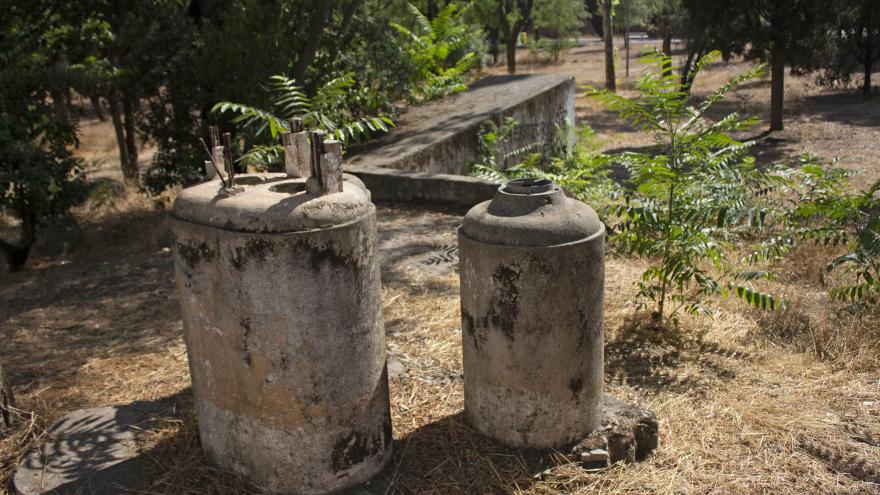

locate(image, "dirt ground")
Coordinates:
493 42 880 189
1 41 879 494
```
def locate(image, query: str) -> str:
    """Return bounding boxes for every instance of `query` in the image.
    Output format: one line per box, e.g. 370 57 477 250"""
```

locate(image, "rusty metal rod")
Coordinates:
199 138 227 188
223 132 235 188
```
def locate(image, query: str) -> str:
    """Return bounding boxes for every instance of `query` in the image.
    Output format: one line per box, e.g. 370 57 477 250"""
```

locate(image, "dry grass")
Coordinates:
2 42 880 494
2 200 879 494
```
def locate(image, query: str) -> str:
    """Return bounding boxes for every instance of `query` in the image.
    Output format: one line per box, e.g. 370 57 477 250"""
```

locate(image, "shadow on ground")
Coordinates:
604 316 746 397
14 392 187 495
138 402 564 495
0 207 180 397
362 413 559 495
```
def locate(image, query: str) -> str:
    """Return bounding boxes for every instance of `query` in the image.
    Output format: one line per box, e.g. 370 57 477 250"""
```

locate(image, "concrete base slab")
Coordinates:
14 401 171 495
568 396 659 468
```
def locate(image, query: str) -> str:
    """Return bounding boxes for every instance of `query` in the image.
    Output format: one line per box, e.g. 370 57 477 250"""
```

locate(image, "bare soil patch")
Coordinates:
493 41 880 189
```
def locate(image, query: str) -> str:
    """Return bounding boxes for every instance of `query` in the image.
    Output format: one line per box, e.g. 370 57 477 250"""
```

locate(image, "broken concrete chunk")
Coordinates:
570 396 659 468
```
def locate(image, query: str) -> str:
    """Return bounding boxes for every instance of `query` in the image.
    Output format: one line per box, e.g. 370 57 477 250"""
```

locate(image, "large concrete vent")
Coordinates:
458 178 606 448
170 134 391 494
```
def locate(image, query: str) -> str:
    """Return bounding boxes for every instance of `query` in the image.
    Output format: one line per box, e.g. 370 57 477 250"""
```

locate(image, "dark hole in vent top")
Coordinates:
503 178 554 195
269 182 307 194
234 176 269 186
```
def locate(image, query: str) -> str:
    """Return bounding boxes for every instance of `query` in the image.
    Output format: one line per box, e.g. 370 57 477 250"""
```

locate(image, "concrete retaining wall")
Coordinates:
345 74 575 207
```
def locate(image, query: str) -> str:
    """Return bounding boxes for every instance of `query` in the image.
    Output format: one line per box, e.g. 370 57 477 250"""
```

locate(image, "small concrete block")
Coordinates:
580 448 611 468
14 402 169 495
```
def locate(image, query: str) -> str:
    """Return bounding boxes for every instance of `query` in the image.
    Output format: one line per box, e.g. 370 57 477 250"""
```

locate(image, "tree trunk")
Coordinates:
770 45 785 131
625 26 630 79
603 0 616 92
2 207 37 271
292 0 331 84
89 93 106 121
506 32 518 74
490 29 499 65
864 2 875 99
680 43 705 94
328 0 363 61
121 93 139 185
108 92 131 178
660 14 672 75
661 17 671 56
0 362 16 429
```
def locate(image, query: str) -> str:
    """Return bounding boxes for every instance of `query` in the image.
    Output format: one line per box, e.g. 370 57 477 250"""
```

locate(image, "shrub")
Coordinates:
391 2 482 101
588 51 781 326
213 74 394 170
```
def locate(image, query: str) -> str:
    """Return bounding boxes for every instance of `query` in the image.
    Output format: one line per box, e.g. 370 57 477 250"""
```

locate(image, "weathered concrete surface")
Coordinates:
170 174 392 494
569 396 660 467
346 166 499 207
459 179 606 448
345 74 574 206
14 401 170 495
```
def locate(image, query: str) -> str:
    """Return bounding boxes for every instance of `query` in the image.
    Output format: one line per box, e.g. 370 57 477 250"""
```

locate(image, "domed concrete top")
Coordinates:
171 173 372 233
460 178 604 247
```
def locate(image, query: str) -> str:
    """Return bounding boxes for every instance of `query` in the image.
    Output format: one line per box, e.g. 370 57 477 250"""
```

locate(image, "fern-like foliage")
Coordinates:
588 50 782 326
799 167 880 305
212 74 394 168
740 155 880 306
470 118 615 218
469 117 543 182
391 2 480 101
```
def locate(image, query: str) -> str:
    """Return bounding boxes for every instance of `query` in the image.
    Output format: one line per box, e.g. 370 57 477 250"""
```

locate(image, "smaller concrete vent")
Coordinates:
458 179 606 448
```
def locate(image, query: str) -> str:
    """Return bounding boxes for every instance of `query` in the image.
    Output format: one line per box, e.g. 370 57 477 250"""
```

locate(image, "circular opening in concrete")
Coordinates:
234 176 271 186
269 181 306 194
503 178 554 195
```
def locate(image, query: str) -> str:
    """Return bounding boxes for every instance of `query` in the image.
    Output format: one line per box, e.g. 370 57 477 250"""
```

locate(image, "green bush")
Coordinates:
589 51 782 326
1 2 87 270
748 157 880 306
391 2 482 101
213 74 394 170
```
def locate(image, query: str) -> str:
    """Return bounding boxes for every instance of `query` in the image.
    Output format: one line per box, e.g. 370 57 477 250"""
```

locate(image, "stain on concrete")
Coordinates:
176 241 216 268
330 429 383 474
231 238 274 270
461 310 485 353
576 308 589 351
486 263 521 341
240 317 254 368
569 376 583 400
307 242 353 272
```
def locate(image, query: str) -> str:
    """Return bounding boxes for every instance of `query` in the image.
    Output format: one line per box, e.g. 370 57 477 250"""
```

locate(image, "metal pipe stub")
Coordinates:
306 131 345 196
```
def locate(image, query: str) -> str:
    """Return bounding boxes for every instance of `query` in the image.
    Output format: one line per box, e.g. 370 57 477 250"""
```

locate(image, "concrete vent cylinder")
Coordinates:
170 167 391 493
458 178 605 448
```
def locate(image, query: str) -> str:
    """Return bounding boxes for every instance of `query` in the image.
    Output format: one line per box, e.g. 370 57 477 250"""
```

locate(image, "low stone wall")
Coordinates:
345 74 575 206
346 166 500 207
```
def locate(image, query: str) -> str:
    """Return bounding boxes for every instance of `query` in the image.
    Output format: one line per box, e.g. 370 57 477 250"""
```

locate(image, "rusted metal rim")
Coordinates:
501 178 556 195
